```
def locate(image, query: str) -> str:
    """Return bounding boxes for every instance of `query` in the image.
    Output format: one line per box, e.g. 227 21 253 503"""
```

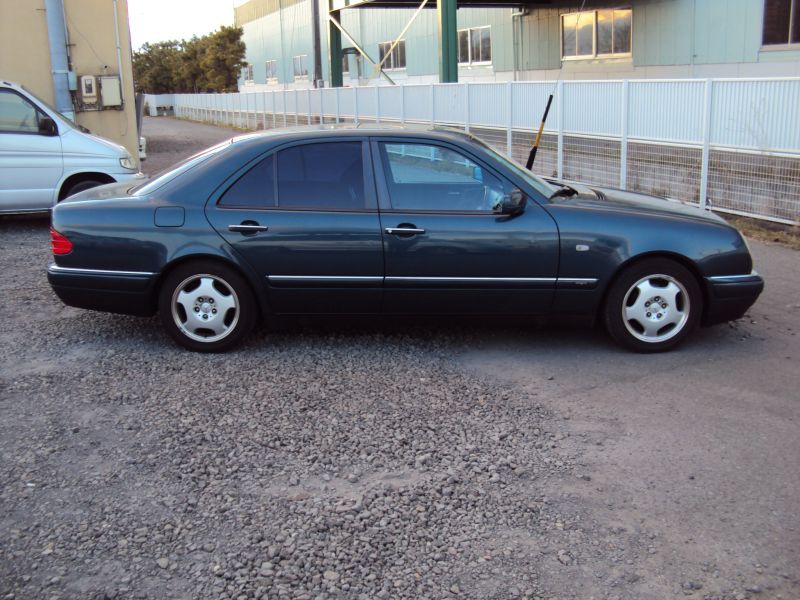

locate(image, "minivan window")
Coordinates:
0 90 40 133
219 155 275 207
276 142 365 209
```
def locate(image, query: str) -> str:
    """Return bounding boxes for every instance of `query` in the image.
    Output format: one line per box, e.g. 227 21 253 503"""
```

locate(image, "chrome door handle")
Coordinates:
385 227 425 235
228 224 268 233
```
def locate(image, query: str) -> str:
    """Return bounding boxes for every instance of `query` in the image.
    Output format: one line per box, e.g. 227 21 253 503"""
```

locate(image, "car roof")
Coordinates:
228 123 480 149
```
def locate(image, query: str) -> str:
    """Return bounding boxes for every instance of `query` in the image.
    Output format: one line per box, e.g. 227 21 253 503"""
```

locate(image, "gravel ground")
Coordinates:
0 117 797 599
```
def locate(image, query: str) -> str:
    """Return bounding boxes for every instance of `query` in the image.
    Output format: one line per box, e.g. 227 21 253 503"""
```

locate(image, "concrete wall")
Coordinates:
0 0 139 163
237 0 800 89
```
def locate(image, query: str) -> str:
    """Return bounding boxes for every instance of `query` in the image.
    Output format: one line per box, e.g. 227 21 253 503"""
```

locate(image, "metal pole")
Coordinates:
328 5 343 87
311 0 323 87
699 79 713 209
437 0 458 83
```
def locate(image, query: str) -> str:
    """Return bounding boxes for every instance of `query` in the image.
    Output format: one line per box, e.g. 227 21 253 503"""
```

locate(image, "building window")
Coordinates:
562 9 632 59
458 26 491 65
763 0 800 45
378 40 406 70
293 55 308 80
265 60 278 83
243 64 254 82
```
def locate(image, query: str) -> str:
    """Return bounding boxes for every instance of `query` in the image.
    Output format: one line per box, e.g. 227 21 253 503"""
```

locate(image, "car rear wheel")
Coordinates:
158 262 256 352
604 258 702 353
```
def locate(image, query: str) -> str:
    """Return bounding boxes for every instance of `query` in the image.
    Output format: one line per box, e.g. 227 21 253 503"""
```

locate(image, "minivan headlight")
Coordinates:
120 156 136 170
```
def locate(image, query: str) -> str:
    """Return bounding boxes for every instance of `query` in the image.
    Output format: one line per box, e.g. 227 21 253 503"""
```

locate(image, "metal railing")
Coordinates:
146 77 800 225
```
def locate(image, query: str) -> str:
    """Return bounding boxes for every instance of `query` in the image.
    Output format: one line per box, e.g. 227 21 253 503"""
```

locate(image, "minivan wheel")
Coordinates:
158 262 256 352
61 179 106 200
604 258 702 353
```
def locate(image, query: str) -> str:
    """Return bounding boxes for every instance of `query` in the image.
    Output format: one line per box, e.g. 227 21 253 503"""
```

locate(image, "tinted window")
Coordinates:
219 155 275 207
380 143 506 212
277 142 365 209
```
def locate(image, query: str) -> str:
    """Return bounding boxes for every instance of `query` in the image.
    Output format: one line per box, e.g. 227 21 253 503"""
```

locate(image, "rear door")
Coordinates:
205 138 384 314
372 138 559 315
0 89 63 211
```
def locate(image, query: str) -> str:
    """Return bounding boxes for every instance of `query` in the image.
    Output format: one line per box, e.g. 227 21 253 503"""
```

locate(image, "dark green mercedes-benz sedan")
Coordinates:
48 125 763 353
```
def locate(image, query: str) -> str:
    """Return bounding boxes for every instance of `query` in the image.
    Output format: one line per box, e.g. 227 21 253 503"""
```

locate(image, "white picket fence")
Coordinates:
146 78 800 224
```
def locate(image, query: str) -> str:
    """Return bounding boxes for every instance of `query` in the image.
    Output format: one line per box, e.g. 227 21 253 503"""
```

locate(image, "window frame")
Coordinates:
378 40 407 71
293 55 309 81
215 139 377 213
761 0 800 48
372 138 512 215
457 25 492 66
265 59 278 84
243 64 254 83
560 9 633 61
0 88 48 136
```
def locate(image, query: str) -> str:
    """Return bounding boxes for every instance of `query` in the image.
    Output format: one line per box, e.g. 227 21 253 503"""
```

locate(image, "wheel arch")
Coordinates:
150 254 267 320
58 172 116 200
596 251 709 326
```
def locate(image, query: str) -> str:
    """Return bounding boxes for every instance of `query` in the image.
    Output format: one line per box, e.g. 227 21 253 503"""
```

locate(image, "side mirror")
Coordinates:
38 116 58 137
494 188 526 216
472 165 483 182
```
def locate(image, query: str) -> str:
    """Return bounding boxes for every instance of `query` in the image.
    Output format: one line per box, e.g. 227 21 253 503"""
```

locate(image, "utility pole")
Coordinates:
437 0 458 83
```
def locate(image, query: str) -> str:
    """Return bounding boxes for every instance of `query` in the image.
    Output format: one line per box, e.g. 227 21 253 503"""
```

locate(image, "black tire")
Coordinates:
603 258 702 353
158 261 256 352
61 179 107 200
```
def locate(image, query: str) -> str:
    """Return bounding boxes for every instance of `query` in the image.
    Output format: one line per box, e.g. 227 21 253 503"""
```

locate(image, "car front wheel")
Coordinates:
604 258 702 353
158 262 256 352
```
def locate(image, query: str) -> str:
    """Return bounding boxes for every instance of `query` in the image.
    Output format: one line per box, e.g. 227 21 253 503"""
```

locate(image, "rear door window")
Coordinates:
276 141 365 210
219 154 275 207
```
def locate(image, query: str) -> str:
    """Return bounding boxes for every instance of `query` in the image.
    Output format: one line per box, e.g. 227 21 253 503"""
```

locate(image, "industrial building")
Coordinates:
0 0 140 162
235 0 800 91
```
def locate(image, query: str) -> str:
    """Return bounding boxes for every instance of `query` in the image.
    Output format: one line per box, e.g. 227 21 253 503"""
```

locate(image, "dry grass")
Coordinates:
725 214 800 251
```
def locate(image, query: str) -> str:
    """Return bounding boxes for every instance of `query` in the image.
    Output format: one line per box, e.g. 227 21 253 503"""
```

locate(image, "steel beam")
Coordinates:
437 0 458 83
328 5 344 87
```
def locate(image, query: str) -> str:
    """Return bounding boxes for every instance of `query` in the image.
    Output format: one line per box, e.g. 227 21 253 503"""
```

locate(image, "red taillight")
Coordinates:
50 227 73 255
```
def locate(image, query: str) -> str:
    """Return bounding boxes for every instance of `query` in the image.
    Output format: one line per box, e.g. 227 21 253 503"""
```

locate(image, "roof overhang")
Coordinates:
331 0 623 8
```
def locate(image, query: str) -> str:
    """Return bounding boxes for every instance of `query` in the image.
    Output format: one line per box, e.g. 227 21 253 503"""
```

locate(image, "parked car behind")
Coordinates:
0 80 143 213
47 125 763 353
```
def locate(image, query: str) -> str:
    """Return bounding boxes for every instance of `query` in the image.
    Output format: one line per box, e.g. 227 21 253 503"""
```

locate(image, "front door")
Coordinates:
206 139 384 314
0 89 63 211
372 139 559 315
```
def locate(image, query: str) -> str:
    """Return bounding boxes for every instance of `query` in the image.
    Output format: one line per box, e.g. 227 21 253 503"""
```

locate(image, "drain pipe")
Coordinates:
112 0 125 106
44 0 74 120
511 8 526 82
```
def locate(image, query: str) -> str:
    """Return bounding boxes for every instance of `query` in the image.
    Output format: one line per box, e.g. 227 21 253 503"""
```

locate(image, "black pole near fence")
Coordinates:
526 94 553 170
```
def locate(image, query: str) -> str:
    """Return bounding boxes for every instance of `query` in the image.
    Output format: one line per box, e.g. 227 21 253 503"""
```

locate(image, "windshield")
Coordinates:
469 136 557 199
131 140 231 195
20 85 77 129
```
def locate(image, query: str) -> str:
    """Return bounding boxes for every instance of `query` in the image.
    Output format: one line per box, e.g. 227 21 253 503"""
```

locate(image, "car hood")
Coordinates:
548 180 728 225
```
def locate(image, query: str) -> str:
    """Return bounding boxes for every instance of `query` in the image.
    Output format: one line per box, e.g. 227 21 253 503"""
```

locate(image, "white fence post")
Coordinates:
620 80 629 190
699 79 713 209
464 82 470 134
354 87 360 124
282 89 287 127
401 85 406 124
507 81 513 158
376 85 381 124
430 84 435 126
557 80 564 180
335 86 340 124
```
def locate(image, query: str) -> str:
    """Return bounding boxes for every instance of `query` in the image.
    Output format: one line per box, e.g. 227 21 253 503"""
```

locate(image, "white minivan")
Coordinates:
0 80 144 214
